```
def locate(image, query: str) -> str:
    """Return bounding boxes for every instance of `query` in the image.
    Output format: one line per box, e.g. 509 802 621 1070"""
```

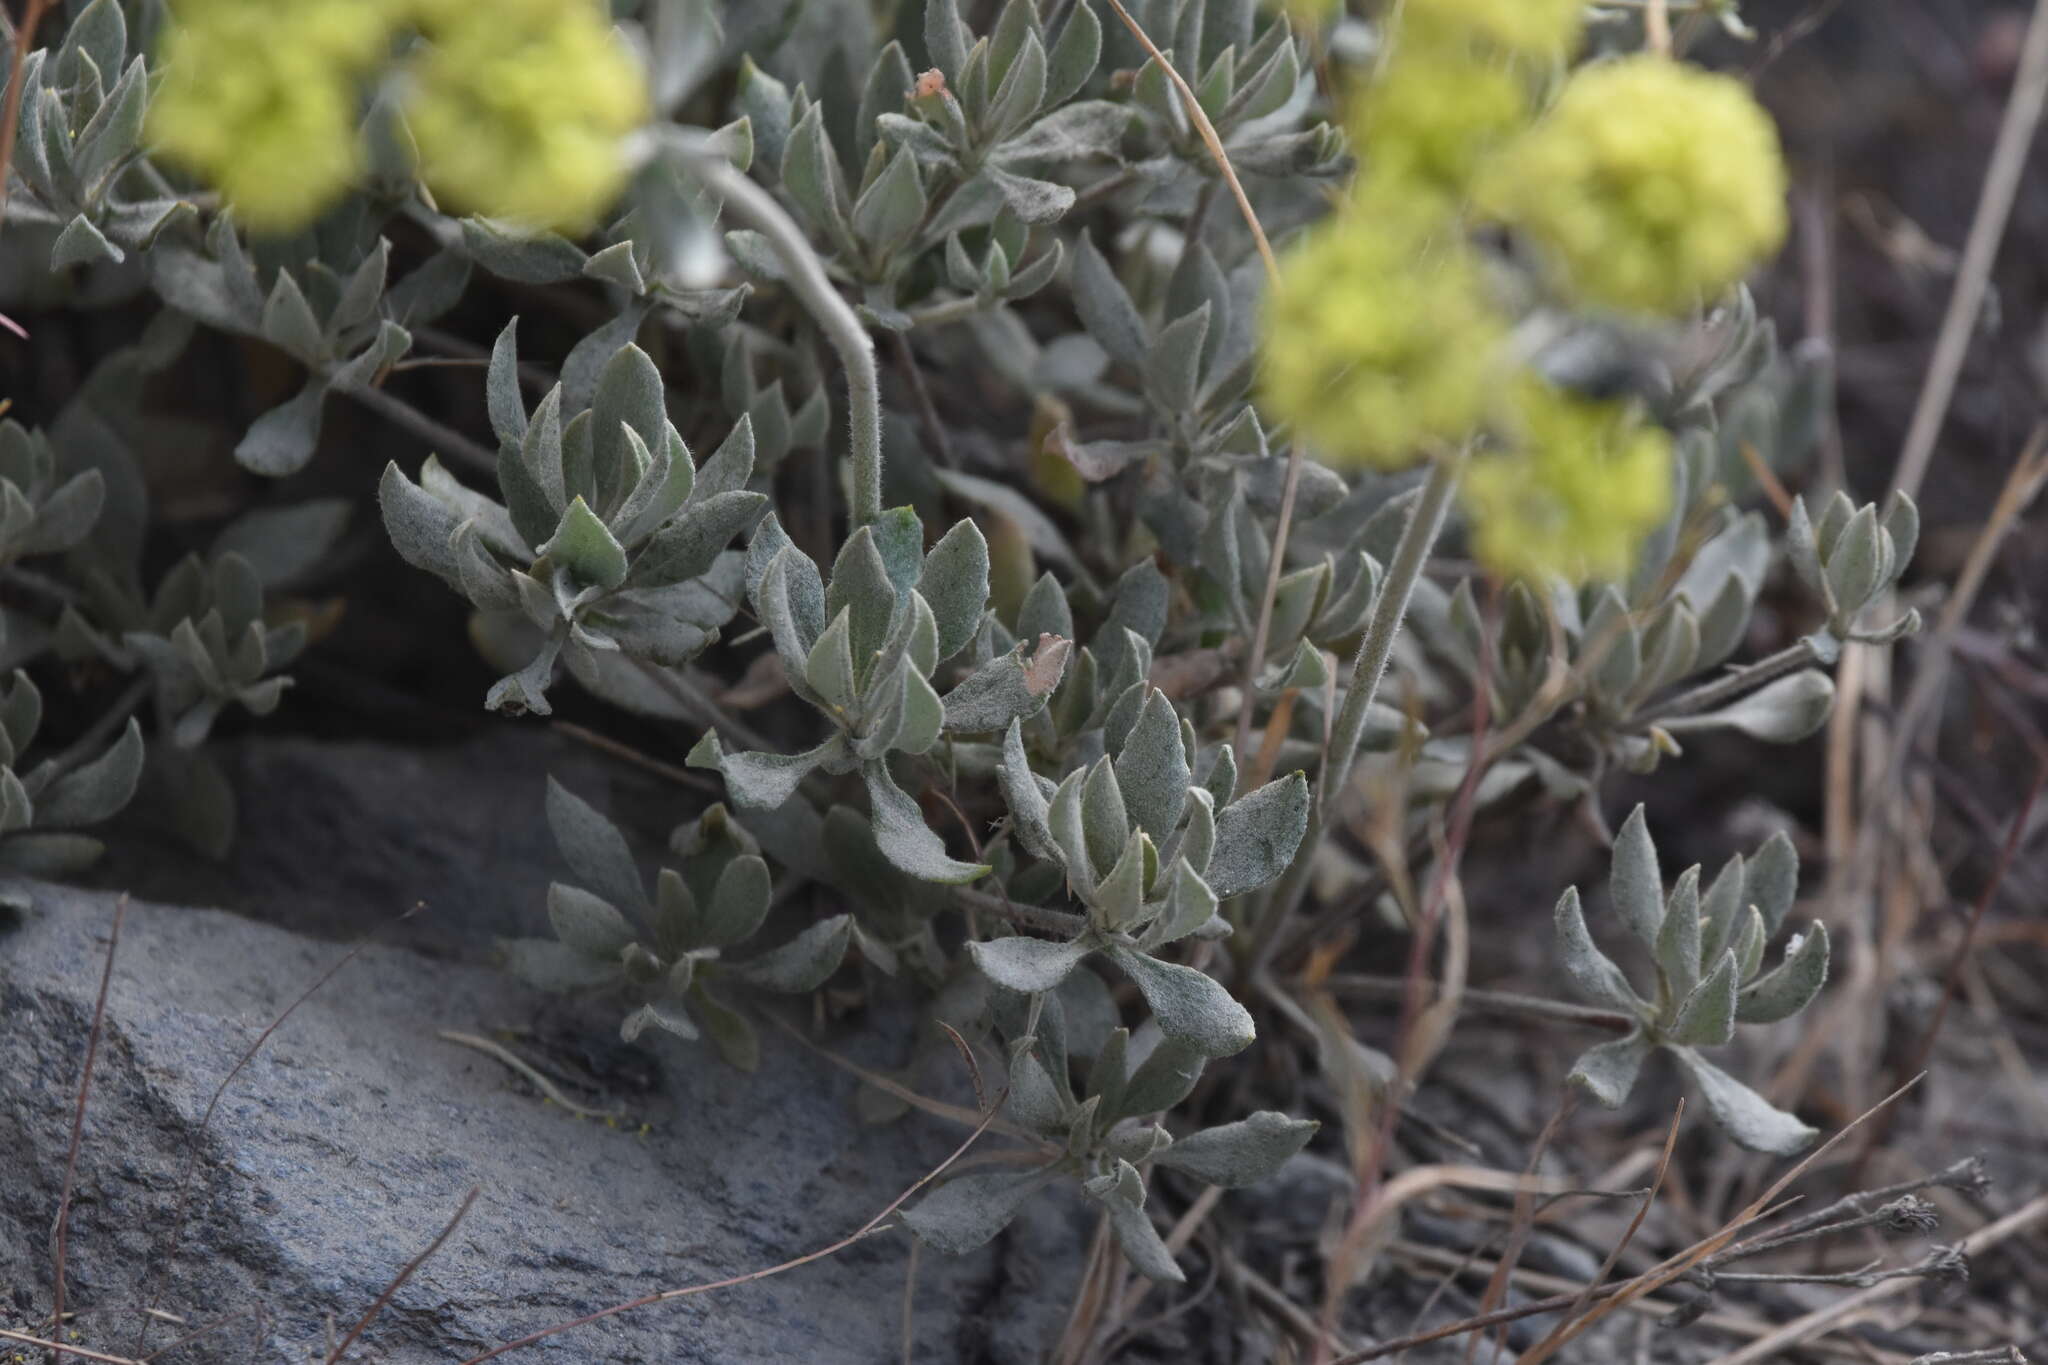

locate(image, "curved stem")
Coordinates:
670 135 883 530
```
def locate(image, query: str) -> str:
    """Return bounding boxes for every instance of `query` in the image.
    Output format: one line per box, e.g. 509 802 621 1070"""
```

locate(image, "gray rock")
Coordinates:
0 884 1081 1363
92 730 661 958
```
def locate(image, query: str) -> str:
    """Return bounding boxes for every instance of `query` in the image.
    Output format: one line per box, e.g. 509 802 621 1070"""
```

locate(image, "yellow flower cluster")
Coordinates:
1259 0 1792 581
404 4 650 230
150 1 396 231
149 0 647 235
1461 383 1674 584
1475 56 1789 314
1260 211 1503 470
1402 0 1586 60
1351 46 1529 205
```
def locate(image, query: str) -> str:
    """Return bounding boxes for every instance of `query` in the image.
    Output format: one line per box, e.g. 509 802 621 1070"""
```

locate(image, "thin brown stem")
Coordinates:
454 1089 1008 1362
322 1187 480 1363
137 906 419 1353
51 894 125 1365
0 0 55 232
1892 0 2048 501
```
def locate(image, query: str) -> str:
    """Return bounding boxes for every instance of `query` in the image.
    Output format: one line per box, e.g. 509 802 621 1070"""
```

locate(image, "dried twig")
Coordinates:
1542 1102 1683 1343
436 1031 629 1121
0 1329 140 1365
1892 0 2048 500
138 905 421 1352
322 1187 481 1363
1715 1193 2048 1365
453 1086 1009 1362
0 0 55 232
51 894 126 1365
1510 1075 1925 1363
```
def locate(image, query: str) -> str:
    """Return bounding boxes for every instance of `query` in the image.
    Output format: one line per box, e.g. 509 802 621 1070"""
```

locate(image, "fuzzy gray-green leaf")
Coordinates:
1102 1193 1183 1283
1737 921 1829 1024
629 489 767 588
688 732 835 810
501 937 621 992
1108 946 1254 1057
1207 771 1307 900
851 145 927 256
903 1167 1050 1254
969 934 1090 993
1043 0 1102 108
1823 504 1882 616
547 882 637 959
1567 1031 1651 1108
1115 688 1190 840
944 635 1069 732
545 776 649 913
1610 804 1664 947
1744 830 1799 935
922 517 991 661
1072 232 1147 370
1671 1047 1817 1155
543 497 629 591
1667 950 1739 1048
1144 302 1210 412
1664 670 1834 744
31 718 142 827
699 853 772 948
1655 865 1702 1001
805 607 860 711
729 913 852 992
1154 1110 1317 1188
864 760 991 883
1553 887 1646 1015
999 719 1058 861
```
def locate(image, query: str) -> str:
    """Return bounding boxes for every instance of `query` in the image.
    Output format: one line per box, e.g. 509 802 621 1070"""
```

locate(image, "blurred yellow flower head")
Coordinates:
1260 209 1505 470
1353 44 1530 204
1403 0 1585 60
1476 56 1788 314
1462 382 1673 584
148 0 648 235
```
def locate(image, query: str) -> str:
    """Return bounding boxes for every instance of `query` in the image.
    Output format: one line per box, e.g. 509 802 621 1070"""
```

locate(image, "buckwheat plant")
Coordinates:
0 0 1941 1306
1556 805 1828 1154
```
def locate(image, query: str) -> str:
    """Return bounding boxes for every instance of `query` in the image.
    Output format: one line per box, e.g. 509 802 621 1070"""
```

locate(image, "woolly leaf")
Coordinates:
1108 946 1254 1057
545 777 649 912
547 882 637 959
1671 1047 1817 1155
864 760 991 883
1667 950 1738 1048
903 1168 1051 1254
1567 1031 1651 1108
1744 830 1800 935
729 913 853 992
968 935 1090 993
1154 1111 1317 1188
1611 804 1663 947
1737 921 1829 1024
1115 688 1189 841
1207 772 1307 899
1553 887 1645 1015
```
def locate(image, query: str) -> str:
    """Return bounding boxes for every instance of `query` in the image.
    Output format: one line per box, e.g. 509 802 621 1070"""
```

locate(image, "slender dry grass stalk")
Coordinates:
51 894 126 1365
452 1084 1009 1363
322 1187 481 1364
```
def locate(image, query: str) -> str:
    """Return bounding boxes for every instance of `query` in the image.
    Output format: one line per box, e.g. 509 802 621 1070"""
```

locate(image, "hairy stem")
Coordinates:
670 134 883 530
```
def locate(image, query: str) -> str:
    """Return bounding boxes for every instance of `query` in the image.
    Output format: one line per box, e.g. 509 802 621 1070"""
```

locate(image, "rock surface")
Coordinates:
92 729 659 957
0 883 1081 1363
